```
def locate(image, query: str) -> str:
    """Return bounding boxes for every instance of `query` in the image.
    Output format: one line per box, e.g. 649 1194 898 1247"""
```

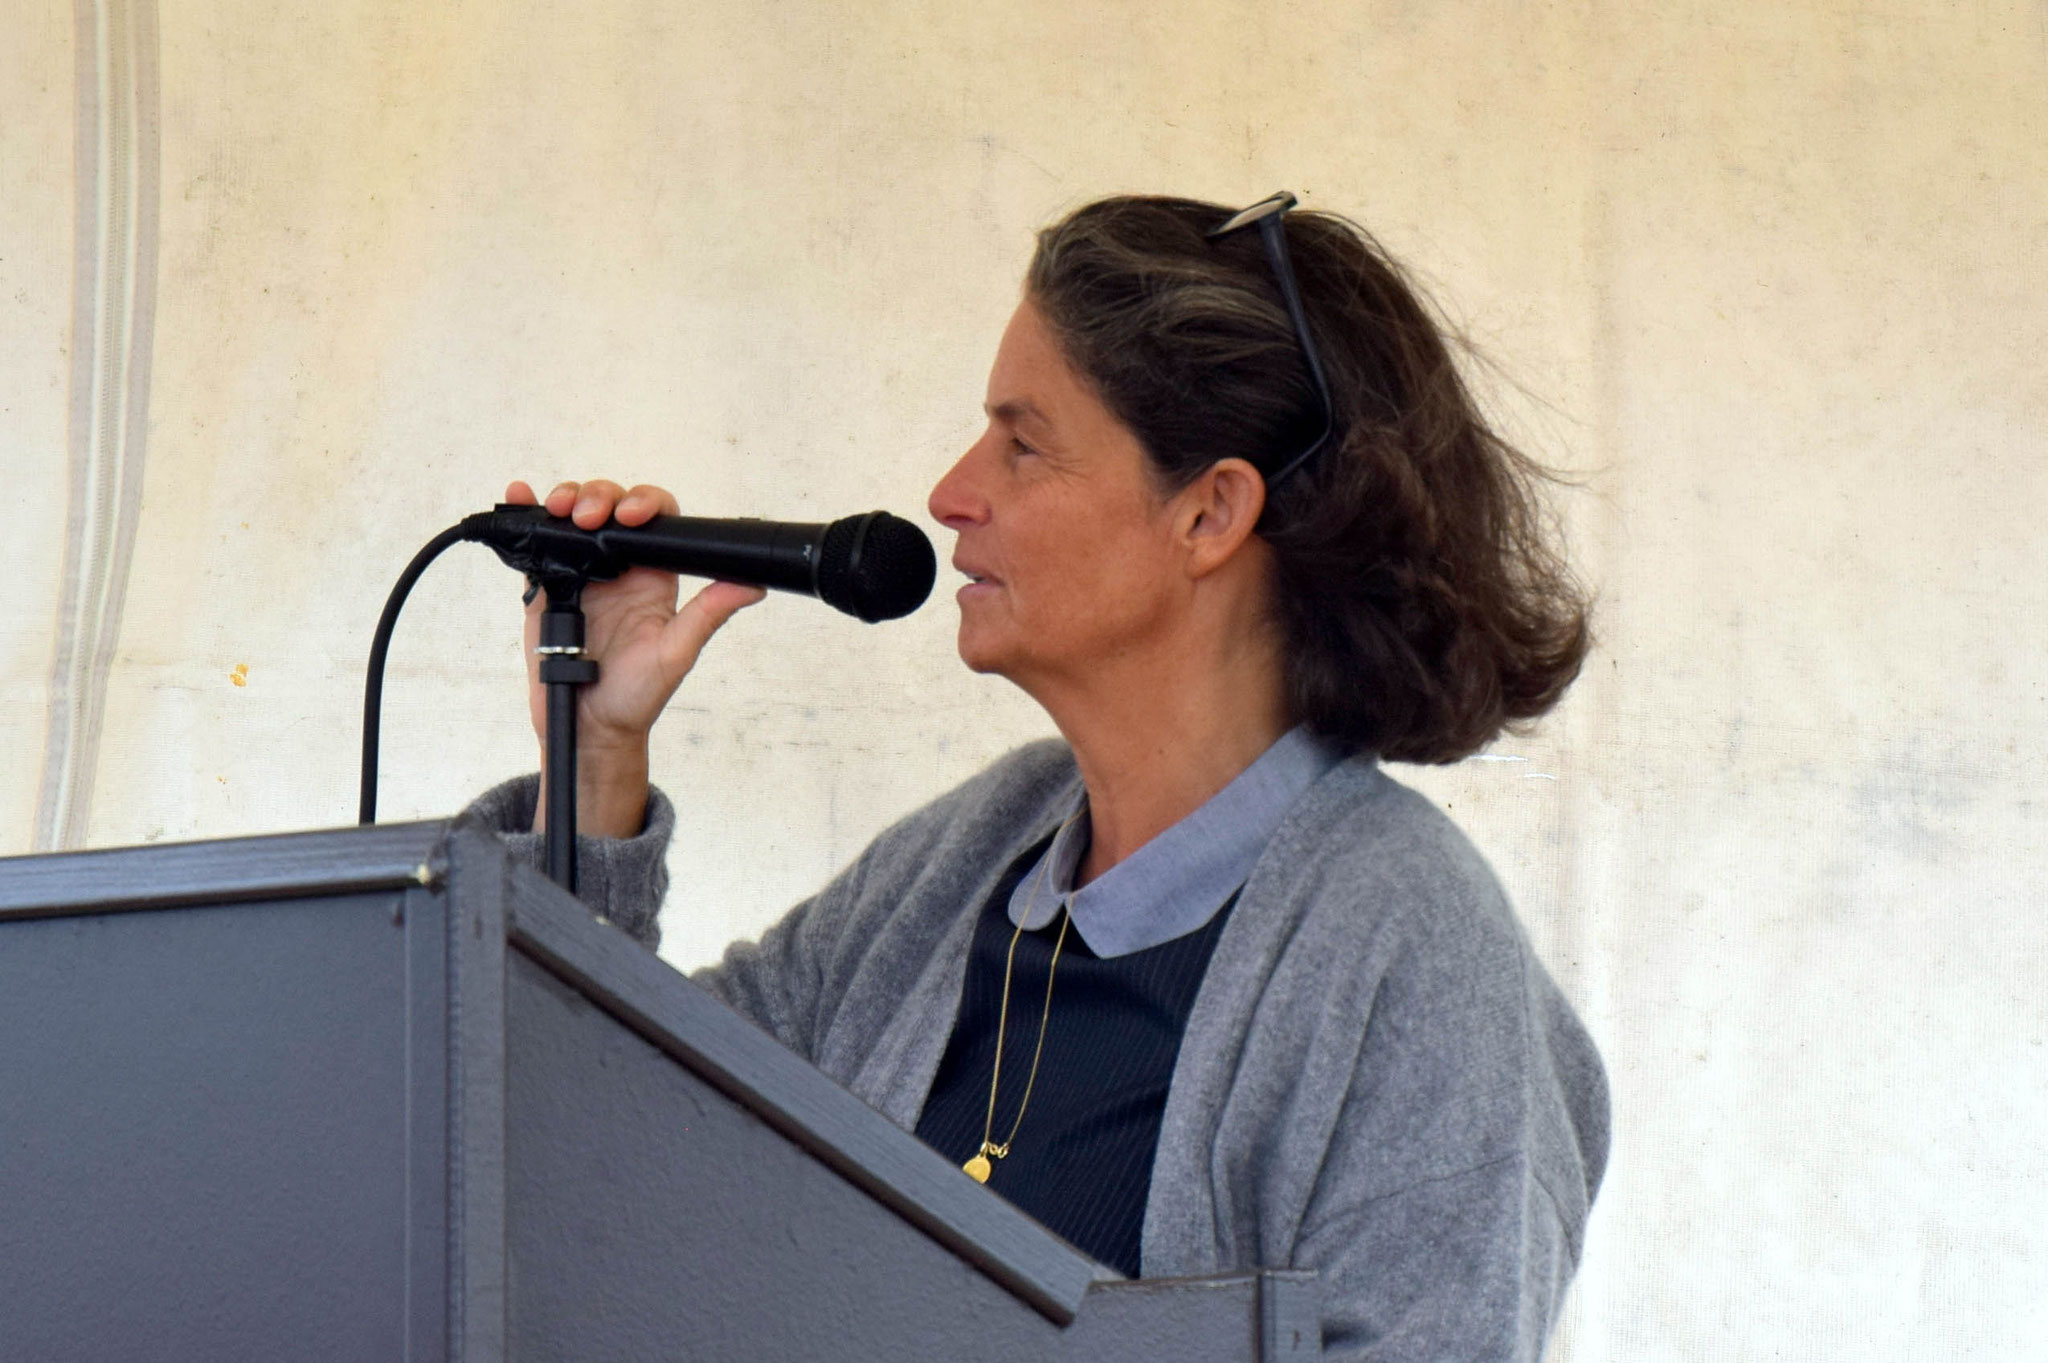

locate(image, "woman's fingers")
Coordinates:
568 480 627 528
520 479 682 527
658 581 766 683
616 483 681 526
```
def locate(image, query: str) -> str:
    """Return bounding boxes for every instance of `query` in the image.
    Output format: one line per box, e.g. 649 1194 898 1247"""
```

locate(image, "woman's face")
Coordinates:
927 299 1185 694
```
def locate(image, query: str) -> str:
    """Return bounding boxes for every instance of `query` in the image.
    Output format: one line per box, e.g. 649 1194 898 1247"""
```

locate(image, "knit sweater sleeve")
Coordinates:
456 772 674 950
456 743 1078 1071
456 767 906 1072
688 740 1080 1066
679 824 880 1062
1288 889 1608 1363
1297 1148 1580 1362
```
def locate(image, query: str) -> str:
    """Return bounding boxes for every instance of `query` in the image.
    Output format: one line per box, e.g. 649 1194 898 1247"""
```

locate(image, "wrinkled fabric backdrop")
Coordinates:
3 2 2043 1357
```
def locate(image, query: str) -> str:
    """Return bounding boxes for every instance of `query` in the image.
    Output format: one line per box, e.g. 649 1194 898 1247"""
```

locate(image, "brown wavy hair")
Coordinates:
1027 194 1589 762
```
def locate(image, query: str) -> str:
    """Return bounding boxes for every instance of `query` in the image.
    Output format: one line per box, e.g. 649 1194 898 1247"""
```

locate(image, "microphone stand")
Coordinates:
536 577 599 892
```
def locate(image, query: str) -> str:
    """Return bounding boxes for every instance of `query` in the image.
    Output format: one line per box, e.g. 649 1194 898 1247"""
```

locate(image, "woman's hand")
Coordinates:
509 479 764 837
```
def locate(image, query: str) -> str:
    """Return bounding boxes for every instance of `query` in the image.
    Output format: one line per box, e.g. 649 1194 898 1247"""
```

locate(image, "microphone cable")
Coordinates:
358 523 469 825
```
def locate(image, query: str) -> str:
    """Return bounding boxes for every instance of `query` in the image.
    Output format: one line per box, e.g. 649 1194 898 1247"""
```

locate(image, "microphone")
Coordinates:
459 504 937 623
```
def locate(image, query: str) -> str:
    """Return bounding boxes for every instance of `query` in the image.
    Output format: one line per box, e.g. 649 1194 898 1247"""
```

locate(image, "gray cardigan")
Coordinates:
470 743 1609 1363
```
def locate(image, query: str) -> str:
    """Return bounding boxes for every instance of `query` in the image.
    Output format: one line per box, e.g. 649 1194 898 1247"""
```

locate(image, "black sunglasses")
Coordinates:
1207 191 1336 489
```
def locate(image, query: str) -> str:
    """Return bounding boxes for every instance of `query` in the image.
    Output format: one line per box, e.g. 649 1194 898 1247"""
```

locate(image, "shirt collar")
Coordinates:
1007 726 1344 958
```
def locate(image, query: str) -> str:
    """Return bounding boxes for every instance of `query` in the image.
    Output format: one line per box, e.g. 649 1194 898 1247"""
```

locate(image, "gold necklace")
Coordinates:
963 821 1077 1183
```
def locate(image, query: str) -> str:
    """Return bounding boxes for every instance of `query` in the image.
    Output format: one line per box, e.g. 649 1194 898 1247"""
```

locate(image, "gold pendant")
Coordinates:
963 1153 992 1183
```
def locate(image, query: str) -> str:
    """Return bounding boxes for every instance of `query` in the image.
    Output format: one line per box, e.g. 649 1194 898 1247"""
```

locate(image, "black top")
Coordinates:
914 842 1237 1278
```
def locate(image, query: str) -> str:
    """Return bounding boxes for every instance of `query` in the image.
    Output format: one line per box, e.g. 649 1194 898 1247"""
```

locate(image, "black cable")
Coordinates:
359 524 470 825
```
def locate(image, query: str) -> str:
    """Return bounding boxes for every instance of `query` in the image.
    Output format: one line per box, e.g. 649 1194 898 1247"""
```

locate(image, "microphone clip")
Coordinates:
462 504 630 588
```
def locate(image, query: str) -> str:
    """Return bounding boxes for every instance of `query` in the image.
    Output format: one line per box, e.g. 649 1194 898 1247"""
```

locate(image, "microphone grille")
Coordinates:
816 512 937 622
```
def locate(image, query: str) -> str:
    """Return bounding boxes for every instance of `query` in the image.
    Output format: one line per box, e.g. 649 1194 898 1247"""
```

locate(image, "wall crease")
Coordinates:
37 0 160 851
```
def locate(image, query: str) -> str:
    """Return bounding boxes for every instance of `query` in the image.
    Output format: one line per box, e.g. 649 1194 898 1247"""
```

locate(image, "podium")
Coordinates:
0 822 1318 1361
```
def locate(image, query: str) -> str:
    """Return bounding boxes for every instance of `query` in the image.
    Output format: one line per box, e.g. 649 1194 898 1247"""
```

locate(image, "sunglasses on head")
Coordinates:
1207 191 1336 489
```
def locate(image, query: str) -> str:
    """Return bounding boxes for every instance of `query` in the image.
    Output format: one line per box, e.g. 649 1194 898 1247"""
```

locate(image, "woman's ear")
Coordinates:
1179 457 1269 579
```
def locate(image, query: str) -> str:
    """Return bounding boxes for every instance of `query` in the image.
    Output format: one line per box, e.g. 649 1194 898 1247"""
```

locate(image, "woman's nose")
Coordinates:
927 439 989 530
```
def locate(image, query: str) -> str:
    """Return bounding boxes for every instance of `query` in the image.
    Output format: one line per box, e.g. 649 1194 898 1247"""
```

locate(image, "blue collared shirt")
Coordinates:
1006 726 1345 958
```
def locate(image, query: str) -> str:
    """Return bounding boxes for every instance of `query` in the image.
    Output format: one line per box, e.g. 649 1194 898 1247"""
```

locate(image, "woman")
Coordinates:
470 193 1608 1362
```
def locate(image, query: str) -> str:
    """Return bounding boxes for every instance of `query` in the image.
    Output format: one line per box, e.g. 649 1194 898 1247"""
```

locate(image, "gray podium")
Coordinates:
0 822 1318 1361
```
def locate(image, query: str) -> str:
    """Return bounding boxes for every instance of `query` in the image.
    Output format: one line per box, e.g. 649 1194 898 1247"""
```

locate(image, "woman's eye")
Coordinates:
1011 438 1037 457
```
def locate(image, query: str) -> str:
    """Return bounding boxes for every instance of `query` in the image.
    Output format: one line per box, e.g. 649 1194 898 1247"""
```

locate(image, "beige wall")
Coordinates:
7 1 2045 1356
1 4 76 840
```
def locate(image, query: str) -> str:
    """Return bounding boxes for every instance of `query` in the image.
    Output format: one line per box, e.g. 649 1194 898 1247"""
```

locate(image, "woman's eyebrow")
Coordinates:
985 398 1049 426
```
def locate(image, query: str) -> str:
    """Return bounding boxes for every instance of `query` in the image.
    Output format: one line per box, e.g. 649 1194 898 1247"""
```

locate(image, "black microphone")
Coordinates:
459 504 937 623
